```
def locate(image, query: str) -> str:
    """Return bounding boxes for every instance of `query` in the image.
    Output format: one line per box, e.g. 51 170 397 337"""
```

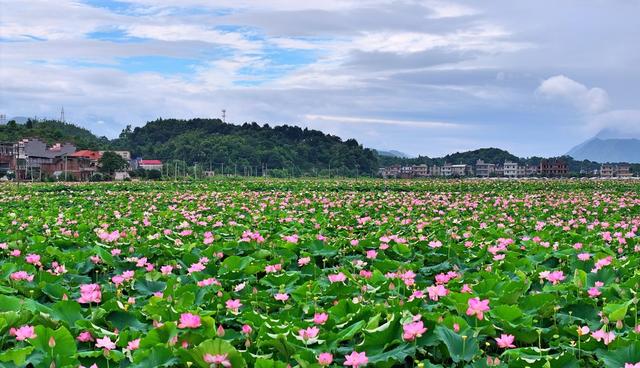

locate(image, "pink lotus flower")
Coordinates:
10 271 34 282
77 283 101 304
283 234 299 243
77 331 94 342
427 284 449 301
429 240 443 248
265 264 282 273
274 293 289 302
588 287 601 297
466 297 490 320
402 321 427 341
625 363 640 368
11 325 37 341
178 313 201 329
314 312 329 325
495 334 516 348
318 352 333 365
203 353 231 367
366 250 377 259
298 326 320 341
328 272 347 283
577 326 590 336
591 329 615 345
226 299 242 313
298 257 311 266
127 338 140 351
161 265 173 275
187 262 205 274
95 336 116 350
539 270 565 285
242 324 252 335
577 253 591 261
25 253 41 265
344 351 368 367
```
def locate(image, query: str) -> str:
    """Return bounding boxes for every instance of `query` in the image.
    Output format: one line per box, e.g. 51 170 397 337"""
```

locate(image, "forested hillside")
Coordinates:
0 119 111 149
112 118 379 175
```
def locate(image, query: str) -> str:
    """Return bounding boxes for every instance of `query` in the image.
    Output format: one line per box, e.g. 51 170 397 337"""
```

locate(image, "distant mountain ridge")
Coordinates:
567 138 640 163
375 149 409 158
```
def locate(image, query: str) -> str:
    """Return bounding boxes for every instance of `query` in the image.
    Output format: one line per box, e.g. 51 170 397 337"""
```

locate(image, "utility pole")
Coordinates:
64 155 68 181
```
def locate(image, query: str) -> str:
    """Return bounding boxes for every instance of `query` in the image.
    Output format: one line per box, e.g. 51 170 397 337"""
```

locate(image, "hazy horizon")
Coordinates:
2 1 639 157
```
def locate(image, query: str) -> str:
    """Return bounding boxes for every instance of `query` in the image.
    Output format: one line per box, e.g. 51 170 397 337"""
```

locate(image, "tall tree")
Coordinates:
99 152 128 175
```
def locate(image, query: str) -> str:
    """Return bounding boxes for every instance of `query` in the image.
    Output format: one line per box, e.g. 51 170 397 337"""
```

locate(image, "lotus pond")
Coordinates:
1 179 640 368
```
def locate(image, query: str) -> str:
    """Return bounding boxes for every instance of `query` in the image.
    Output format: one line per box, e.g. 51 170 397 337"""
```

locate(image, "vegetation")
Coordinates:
0 119 110 149
113 118 378 176
98 152 128 175
2 119 638 177
1 179 640 367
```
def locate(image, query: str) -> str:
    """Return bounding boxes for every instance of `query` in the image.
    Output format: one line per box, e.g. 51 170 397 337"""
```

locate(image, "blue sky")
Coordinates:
1 0 639 157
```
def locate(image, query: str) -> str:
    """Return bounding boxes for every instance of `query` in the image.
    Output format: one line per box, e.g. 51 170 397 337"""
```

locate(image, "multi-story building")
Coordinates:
100 150 131 161
600 164 615 178
413 164 429 177
0 142 15 174
14 139 77 180
399 166 414 178
539 159 568 177
431 165 442 177
441 163 452 177
601 164 633 178
618 165 633 177
503 161 519 177
451 164 472 176
475 160 495 177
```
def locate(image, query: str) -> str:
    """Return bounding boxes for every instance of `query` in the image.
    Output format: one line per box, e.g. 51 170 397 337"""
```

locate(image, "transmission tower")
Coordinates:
60 106 65 123
221 109 226 123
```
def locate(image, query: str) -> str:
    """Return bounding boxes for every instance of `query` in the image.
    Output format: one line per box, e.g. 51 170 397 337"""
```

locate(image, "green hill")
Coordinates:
0 119 111 149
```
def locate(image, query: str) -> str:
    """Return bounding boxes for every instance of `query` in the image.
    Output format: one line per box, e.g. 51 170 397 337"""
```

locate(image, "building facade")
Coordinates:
475 160 496 177
539 159 568 177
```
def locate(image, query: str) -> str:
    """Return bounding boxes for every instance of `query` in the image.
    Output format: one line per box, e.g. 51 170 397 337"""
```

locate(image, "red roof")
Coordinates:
70 150 102 160
139 160 162 165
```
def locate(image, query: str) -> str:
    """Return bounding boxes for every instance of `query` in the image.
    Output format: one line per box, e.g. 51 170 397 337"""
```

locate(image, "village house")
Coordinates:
441 163 452 177
539 159 568 177
138 159 163 171
413 164 429 177
601 164 633 178
503 161 519 177
431 165 442 177
451 164 472 176
14 139 78 180
475 160 495 177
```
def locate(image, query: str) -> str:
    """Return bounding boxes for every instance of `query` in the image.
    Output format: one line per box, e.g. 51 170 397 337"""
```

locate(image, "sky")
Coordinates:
1 0 640 157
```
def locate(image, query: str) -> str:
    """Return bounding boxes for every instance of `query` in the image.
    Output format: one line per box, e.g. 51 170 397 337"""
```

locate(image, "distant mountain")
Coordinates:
567 138 640 163
375 149 409 158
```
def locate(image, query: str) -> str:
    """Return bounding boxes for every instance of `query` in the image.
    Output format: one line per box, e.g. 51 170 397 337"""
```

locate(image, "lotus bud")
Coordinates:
217 324 225 337
48 336 56 348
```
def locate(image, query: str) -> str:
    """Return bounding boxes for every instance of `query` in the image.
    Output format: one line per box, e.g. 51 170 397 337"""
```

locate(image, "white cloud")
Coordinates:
588 109 640 137
304 114 461 128
536 75 609 114
351 25 529 55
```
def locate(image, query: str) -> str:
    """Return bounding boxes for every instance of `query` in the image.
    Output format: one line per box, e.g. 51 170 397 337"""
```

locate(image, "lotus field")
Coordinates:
2 179 640 368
